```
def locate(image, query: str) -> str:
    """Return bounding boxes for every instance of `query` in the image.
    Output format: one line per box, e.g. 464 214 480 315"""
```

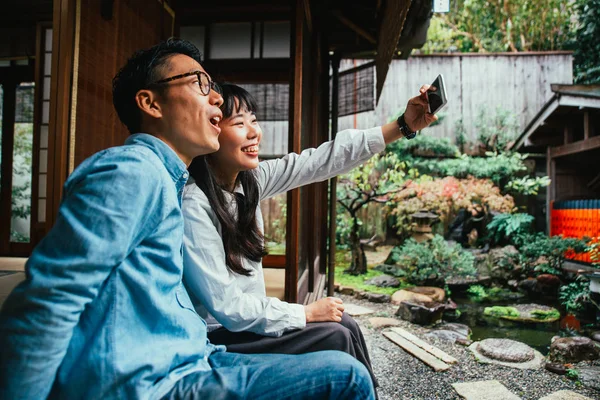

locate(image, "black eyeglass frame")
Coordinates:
148 70 221 96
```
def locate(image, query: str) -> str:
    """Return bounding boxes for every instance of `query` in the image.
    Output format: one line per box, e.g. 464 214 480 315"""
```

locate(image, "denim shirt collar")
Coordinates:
126 133 189 188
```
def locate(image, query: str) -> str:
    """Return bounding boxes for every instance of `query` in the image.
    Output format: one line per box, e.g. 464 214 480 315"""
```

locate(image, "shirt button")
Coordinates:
182 172 189 179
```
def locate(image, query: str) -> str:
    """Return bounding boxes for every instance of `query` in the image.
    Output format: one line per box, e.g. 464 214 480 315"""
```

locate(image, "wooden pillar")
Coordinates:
546 146 556 234
327 54 341 297
285 0 303 303
584 110 591 140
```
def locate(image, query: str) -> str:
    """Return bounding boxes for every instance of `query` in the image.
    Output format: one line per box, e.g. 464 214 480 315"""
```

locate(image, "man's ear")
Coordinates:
135 89 163 120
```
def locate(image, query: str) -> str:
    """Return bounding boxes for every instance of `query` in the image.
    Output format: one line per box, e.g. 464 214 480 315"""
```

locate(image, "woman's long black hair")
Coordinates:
188 83 267 276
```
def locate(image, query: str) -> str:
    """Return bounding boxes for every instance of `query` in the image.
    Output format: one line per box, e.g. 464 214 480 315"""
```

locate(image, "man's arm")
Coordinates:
0 149 163 399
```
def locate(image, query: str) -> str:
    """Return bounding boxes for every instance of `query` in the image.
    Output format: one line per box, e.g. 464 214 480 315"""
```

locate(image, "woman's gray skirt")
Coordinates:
207 312 378 388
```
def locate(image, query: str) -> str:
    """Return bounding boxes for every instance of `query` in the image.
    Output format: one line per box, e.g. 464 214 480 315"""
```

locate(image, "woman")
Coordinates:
182 83 436 387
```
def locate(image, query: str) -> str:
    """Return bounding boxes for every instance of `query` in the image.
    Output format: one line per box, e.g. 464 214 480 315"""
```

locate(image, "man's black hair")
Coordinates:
112 38 202 134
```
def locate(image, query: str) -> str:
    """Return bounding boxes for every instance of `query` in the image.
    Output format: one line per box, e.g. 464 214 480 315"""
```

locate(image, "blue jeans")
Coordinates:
162 350 375 400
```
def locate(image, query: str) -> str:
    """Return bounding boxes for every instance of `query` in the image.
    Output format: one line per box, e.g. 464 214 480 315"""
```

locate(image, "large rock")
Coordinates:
549 336 600 363
478 338 535 362
366 293 391 303
483 303 560 323
395 300 445 325
364 274 400 288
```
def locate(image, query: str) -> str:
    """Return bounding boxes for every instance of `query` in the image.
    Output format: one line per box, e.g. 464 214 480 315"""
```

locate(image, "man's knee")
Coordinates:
318 351 374 399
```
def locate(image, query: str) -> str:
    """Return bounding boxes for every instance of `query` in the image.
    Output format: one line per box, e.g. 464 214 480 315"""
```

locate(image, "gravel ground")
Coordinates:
337 293 600 400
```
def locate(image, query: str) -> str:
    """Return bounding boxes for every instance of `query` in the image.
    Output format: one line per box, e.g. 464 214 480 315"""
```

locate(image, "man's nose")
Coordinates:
210 89 223 108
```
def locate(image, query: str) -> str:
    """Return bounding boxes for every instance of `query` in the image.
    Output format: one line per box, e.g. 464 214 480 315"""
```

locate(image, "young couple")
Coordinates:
0 38 436 399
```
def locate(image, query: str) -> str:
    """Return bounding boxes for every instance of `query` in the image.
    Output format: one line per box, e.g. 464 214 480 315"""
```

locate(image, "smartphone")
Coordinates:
426 74 448 114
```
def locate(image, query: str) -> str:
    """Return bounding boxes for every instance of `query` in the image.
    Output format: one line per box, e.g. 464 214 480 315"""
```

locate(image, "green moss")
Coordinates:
484 306 520 318
531 309 561 321
333 251 409 295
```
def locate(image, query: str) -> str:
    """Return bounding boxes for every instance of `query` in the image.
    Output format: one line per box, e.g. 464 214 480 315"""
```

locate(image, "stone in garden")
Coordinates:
354 291 368 300
591 331 600 343
446 275 491 291
368 317 401 329
338 286 355 295
538 390 595 400
438 323 471 338
468 338 545 369
344 303 375 316
366 293 390 303
456 338 473 346
451 380 521 400
424 329 465 343
364 274 400 288
406 286 445 302
544 362 567 375
548 336 600 363
391 289 432 305
395 300 445 325
483 303 560 323
373 263 405 277
478 338 534 362
578 366 600 391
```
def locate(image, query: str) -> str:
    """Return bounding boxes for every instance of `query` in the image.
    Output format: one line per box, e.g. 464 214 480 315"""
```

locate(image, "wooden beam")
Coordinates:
546 147 554 234
332 10 376 44
285 0 303 304
390 328 458 364
550 135 600 158
383 331 451 372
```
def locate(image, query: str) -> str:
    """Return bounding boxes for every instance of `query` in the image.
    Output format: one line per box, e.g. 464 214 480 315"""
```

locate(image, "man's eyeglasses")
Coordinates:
149 70 221 96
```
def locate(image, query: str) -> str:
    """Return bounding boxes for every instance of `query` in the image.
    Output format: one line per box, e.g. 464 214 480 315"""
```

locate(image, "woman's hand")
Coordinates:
304 297 344 323
404 84 439 132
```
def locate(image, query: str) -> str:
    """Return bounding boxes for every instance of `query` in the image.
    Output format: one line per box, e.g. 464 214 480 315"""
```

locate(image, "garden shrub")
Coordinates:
389 176 515 239
385 235 476 286
518 233 589 276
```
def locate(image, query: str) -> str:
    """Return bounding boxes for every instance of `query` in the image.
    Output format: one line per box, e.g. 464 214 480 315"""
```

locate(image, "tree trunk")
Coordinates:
344 213 368 275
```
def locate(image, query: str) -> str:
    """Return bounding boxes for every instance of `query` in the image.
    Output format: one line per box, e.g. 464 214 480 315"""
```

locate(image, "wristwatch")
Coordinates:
397 114 417 139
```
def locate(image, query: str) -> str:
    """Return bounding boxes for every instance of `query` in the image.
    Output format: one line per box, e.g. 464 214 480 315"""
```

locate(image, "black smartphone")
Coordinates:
426 74 448 114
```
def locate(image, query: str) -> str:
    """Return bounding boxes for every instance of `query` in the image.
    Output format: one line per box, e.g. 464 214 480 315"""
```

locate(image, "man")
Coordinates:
0 39 374 400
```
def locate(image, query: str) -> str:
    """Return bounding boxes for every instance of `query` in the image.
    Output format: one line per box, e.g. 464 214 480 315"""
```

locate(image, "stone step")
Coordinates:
451 380 520 400
383 330 451 372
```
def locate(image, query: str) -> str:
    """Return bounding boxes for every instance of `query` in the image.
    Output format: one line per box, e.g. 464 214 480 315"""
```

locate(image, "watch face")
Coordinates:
405 131 418 139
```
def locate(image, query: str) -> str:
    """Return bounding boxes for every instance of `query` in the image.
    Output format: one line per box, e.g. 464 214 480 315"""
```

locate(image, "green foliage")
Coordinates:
505 176 551 196
387 235 476 286
467 285 488 301
486 213 534 246
454 118 467 153
421 0 577 53
518 233 589 276
566 368 580 381
559 276 590 315
484 306 520 318
573 0 600 84
386 133 459 158
475 108 519 153
398 152 529 188
10 123 33 243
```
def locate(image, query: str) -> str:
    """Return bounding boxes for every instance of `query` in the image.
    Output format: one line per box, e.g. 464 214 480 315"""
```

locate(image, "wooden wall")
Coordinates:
338 53 573 142
73 0 174 166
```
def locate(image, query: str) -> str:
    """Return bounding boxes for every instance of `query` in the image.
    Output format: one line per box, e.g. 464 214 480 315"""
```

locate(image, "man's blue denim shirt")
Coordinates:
0 134 224 399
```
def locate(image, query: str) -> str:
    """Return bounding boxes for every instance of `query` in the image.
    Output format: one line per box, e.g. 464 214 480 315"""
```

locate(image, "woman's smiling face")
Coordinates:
210 98 262 177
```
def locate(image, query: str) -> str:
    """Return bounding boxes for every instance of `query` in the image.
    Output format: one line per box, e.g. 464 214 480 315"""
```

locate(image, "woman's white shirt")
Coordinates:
182 127 385 337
